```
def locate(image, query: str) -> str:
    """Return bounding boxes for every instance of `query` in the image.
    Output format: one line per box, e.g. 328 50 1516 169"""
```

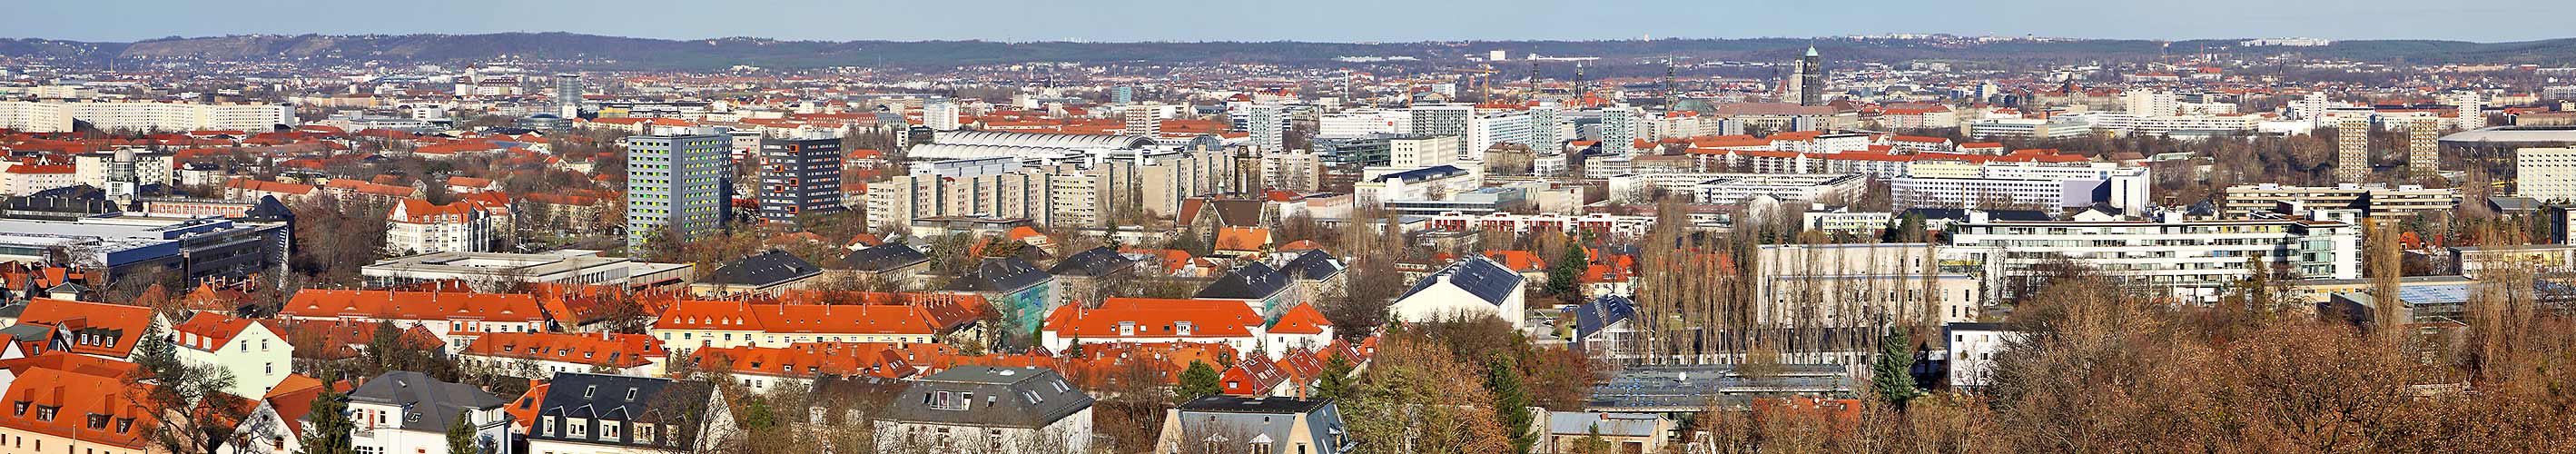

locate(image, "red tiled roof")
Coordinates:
1042 298 1265 339
281 290 547 323
17 299 157 359
0 368 157 449
461 331 665 369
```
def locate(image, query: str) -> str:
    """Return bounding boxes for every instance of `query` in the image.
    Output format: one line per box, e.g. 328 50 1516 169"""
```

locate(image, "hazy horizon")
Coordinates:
17 0 2573 44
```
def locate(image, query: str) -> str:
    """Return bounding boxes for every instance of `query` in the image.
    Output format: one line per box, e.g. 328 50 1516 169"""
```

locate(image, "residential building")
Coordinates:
2406 116 2441 174
1753 243 1980 329
361 251 695 292
690 250 824 298
0 100 291 133
348 371 516 454
873 366 1094 454
1538 411 1673 454
1387 256 1528 324
526 373 733 454
1191 262 1308 319
834 243 933 290
1406 104 1474 156
459 331 670 379
1244 104 1287 152
1571 295 1644 360
1152 396 1354 454
942 258 1056 331
11 298 169 360
626 133 730 251
1944 212 2361 303
1039 298 1270 355
1942 322 2024 390
2337 116 2372 183
169 313 291 399
686 343 918 391
0 368 155 454
1045 246 1136 309
279 290 554 350
648 298 987 354
758 137 844 225
2219 183 2458 218
385 198 504 254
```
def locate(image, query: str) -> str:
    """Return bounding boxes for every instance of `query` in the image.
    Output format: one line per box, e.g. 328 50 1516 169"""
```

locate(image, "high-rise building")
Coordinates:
2517 147 2576 202
1245 104 1286 152
1111 85 1136 104
1466 111 1535 161
626 133 730 251
2335 116 2372 183
2405 116 2440 175
2448 91 2486 130
1121 103 1162 137
554 74 583 118
1407 104 1475 155
923 99 961 131
1526 103 1564 152
1798 46 1825 106
758 137 844 226
1599 105 1640 155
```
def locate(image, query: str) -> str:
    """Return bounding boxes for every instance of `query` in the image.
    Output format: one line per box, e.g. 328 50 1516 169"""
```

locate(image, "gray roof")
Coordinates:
944 257 1051 293
1573 295 1635 340
1194 262 1290 301
838 243 929 271
934 130 1154 149
1046 247 1135 277
881 366 1094 428
1400 256 1524 306
1546 412 1663 438
706 250 822 286
531 373 714 449
1171 396 1350 453
348 371 510 433
1278 251 1344 281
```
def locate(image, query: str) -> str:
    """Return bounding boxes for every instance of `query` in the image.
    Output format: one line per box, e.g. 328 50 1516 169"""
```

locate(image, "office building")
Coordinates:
554 74 584 118
924 99 962 131
758 137 844 225
1407 104 1474 155
1892 162 2153 216
0 216 288 286
361 251 695 291
1598 105 1641 155
1318 109 1408 138
2336 116 2372 183
1466 111 1536 161
2520 147 2576 202
625 133 730 251
2220 183 2458 218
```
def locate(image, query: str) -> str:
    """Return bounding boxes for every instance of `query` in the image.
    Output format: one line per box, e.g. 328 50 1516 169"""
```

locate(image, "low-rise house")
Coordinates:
1261 303 1336 358
1570 295 1643 360
1274 250 1347 304
1152 395 1354 454
459 331 669 380
685 343 917 391
649 299 985 355
1387 256 1528 324
834 243 931 290
1942 322 2025 390
0 367 156 454
690 250 824 299
1539 411 1674 454
348 371 516 454
10 298 167 360
527 373 734 454
1192 262 1308 320
279 290 553 350
170 313 292 399
1045 246 1136 309
873 366 1093 454
1040 298 1268 356
942 258 1055 331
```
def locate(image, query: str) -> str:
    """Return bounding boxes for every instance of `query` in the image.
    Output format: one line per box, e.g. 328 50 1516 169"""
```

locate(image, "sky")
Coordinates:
15 0 2572 44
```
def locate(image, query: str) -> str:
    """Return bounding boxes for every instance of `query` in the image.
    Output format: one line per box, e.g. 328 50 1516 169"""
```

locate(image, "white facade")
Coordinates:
1387 135 1463 169
1945 215 2361 303
1318 109 1408 138
1466 111 1535 160
1943 323 2025 390
1894 162 2151 216
350 401 514 454
2518 147 2576 202
0 101 291 133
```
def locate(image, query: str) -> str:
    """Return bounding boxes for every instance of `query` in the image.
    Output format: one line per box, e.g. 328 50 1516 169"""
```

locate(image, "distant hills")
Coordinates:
3 33 2572 71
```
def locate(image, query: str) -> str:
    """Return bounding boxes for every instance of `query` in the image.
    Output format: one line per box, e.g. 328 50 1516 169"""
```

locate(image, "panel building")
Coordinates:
757 137 844 226
626 133 730 251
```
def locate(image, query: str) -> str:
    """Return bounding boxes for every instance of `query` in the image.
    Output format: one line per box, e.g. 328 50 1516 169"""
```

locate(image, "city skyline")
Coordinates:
15 0 2575 44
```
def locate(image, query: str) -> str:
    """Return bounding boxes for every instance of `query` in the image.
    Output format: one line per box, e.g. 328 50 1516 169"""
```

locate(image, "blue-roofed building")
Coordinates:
1387 256 1527 324
1572 295 1643 360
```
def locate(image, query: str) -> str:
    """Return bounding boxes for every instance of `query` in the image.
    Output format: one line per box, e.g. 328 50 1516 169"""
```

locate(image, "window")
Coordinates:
603 422 622 440
568 419 588 438
10 402 24 416
625 389 639 401
583 385 597 399
636 424 656 444
541 418 556 436
35 406 55 421
266 363 274 375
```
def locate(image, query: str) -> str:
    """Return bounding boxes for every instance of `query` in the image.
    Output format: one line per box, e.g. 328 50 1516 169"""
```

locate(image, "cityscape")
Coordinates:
4 2 2576 453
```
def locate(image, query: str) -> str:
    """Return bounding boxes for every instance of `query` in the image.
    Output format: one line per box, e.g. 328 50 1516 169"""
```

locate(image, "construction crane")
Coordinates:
1451 66 1498 102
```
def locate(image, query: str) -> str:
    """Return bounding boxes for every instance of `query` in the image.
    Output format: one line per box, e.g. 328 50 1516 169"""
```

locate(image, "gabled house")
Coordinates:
1571 295 1643 360
1387 256 1528 324
872 366 1093 454
648 299 985 354
1152 396 1353 454
0 367 156 454
280 290 552 351
10 298 167 360
347 371 515 454
1275 250 1347 306
527 373 734 454
171 312 292 399
1041 298 1268 356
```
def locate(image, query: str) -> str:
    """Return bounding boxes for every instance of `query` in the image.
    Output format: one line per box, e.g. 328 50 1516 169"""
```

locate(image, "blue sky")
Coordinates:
16 0 2571 43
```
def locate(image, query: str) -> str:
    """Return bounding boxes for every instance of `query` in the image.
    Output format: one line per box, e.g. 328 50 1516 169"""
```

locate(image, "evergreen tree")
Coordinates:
1871 329 1924 407
445 410 478 454
741 399 778 430
1178 360 1223 400
1314 356 1356 402
301 382 356 454
1485 356 1536 453
1547 241 1588 299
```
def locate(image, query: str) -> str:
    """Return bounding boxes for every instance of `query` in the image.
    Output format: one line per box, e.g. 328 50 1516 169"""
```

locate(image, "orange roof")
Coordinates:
0 368 157 449
1267 303 1333 335
1483 251 1546 271
1042 298 1265 339
1213 227 1272 252
650 300 972 336
16 299 157 359
688 343 917 380
461 331 666 369
281 290 547 323
225 178 316 195
171 314 263 352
